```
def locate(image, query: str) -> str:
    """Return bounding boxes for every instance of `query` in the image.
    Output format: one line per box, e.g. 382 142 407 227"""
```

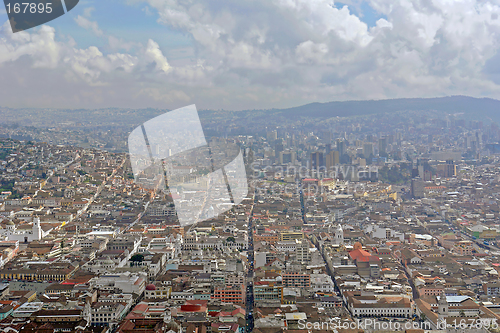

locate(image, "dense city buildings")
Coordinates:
2 107 500 332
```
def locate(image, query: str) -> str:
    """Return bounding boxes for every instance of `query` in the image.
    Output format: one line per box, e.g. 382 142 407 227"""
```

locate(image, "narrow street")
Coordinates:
300 180 351 317
246 195 255 333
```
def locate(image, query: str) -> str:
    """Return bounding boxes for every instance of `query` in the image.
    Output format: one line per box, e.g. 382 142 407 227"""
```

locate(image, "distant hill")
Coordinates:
1 95 500 128
272 95 500 121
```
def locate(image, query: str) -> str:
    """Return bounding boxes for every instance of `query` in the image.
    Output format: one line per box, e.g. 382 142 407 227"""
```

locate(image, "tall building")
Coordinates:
446 159 456 177
213 284 246 304
337 140 347 155
363 143 373 158
295 239 310 263
378 137 387 155
279 150 296 164
275 142 284 155
436 160 456 178
325 150 339 170
311 152 325 169
282 272 311 288
417 158 431 179
411 178 424 199
332 150 339 165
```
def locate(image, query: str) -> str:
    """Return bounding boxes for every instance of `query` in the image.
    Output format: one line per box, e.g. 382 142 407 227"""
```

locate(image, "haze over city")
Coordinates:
3 1 500 333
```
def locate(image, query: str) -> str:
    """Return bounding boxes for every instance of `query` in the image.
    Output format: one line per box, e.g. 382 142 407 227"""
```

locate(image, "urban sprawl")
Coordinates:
0 111 499 333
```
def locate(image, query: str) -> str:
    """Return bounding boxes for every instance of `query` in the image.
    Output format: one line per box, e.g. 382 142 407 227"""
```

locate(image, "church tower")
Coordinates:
33 217 42 240
438 290 449 318
6 220 15 233
334 224 344 245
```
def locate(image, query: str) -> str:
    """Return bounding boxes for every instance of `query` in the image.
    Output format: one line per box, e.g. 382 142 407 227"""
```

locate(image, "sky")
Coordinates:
1 0 500 111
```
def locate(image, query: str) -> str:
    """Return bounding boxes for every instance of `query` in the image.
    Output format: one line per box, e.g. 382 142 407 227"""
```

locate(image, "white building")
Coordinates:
91 302 126 327
98 293 134 315
365 224 404 241
347 295 412 318
171 290 194 300
12 302 44 318
0 218 47 243
310 273 335 293
295 240 311 263
333 224 344 245
91 272 146 295
275 241 297 252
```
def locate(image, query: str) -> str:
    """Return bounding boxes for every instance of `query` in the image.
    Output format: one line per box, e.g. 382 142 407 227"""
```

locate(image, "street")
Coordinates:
246 197 255 333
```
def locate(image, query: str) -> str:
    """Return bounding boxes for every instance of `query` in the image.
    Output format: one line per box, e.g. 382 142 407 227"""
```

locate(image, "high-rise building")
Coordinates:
418 165 425 179
279 151 296 165
436 160 456 178
387 134 394 145
417 158 430 179
275 142 284 154
333 151 339 165
326 151 339 170
446 159 456 177
363 143 373 158
295 239 311 263
378 137 387 155
337 140 347 155
411 178 424 199
311 152 325 169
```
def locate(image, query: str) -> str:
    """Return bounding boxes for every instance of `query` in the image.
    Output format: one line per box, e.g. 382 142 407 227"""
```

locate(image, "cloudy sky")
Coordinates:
1 0 500 111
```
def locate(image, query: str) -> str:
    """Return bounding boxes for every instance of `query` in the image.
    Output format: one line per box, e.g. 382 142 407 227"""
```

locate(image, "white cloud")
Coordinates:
64 46 138 84
137 0 500 108
295 41 329 64
0 21 206 108
144 39 171 73
107 36 142 53
142 5 154 16
3 0 500 110
82 7 95 17
0 23 60 68
74 15 103 36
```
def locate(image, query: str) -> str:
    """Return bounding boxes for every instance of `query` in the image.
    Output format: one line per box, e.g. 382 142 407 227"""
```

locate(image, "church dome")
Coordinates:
146 284 156 291
180 304 202 312
103 258 114 264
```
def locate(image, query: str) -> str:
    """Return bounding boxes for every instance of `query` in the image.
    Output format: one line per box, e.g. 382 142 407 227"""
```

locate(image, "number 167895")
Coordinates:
6 3 52 14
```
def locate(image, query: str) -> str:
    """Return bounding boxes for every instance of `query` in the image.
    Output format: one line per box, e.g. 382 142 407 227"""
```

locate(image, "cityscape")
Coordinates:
2 0 500 332
1 101 500 333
